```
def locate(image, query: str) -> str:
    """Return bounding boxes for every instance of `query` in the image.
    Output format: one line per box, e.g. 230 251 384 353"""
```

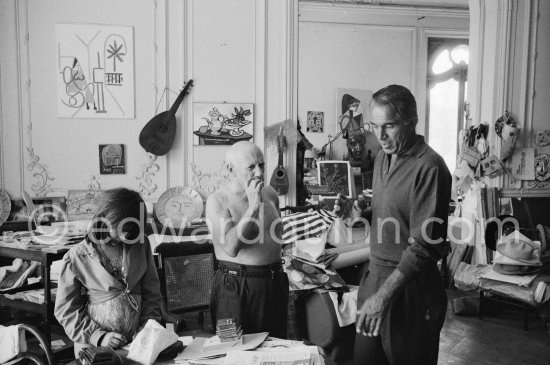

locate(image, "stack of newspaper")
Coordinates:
174 335 325 365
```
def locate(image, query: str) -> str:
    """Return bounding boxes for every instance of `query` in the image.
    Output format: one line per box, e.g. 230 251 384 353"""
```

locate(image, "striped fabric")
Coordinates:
282 209 337 244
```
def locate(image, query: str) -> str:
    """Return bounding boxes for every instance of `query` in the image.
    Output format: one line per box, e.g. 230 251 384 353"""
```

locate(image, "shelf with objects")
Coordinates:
0 193 82 359
451 188 550 331
0 235 73 356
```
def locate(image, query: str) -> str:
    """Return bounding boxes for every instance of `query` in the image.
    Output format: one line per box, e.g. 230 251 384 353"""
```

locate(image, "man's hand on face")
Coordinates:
246 177 264 207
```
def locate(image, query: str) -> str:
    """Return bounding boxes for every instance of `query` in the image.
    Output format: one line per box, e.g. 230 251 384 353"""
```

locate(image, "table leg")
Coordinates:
43 257 52 344
478 290 484 320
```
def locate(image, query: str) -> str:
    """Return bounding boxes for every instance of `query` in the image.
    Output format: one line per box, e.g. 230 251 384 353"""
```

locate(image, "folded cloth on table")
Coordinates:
0 260 39 291
327 285 358 327
480 268 538 287
282 210 337 244
0 325 27 363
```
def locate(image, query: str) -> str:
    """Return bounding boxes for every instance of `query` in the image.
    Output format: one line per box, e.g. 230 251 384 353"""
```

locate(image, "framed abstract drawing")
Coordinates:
317 160 354 198
56 23 135 119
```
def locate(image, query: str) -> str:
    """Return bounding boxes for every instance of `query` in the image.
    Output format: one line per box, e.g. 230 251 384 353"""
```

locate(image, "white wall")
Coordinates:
297 2 469 160
468 0 550 190
0 0 294 207
1 0 548 210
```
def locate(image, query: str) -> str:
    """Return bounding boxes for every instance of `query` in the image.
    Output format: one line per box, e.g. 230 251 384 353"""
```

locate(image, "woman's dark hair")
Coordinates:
371 84 418 127
88 188 145 244
342 94 360 114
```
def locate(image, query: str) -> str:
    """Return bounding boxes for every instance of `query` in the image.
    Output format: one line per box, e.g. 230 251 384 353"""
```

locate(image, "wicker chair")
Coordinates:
155 241 216 332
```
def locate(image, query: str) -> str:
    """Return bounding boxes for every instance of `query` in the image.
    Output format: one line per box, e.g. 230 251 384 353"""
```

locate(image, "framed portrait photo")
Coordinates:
317 160 354 198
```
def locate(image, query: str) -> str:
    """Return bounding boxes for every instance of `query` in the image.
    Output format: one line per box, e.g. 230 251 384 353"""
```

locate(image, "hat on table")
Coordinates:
494 230 542 266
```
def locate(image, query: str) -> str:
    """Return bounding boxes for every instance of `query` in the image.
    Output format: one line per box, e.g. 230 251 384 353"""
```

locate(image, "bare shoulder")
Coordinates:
205 190 230 217
263 185 280 206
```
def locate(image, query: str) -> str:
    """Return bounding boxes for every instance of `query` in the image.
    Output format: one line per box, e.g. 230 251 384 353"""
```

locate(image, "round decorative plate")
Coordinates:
156 186 203 228
0 189 12 226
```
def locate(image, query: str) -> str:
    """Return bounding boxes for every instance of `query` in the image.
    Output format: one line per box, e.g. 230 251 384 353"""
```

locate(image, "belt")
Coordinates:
218 260 284 278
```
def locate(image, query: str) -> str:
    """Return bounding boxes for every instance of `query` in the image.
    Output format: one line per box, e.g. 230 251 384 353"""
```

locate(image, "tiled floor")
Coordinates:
439 290 550 365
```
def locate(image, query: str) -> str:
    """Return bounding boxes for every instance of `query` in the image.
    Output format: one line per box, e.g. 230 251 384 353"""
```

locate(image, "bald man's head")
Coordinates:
226 141 263 169
225 141 265 188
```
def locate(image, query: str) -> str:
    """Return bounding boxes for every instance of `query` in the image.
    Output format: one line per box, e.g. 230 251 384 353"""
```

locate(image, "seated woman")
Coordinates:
55 188 162 357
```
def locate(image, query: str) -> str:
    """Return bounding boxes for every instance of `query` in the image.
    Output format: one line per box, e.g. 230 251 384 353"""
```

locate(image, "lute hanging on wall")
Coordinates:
270 126 289 196
139 80 194 156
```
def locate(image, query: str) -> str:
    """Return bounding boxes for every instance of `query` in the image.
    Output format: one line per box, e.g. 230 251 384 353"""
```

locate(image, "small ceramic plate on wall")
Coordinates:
156 186 203 228
0 190 12 226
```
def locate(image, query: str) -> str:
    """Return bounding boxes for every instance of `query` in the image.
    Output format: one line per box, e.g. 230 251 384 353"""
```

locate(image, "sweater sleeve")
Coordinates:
396 162 451 279
54 252 106 345
138 237 162 326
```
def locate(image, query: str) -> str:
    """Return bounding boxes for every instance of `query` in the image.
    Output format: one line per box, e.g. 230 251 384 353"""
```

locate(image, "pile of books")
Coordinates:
216 318 243 343
202 318 243 351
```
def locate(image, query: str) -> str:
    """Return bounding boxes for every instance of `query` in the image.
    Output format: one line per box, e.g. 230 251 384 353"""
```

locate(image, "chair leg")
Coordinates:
478 290 484 320
198 311 205 329
160 298 187 332
523 304 529 331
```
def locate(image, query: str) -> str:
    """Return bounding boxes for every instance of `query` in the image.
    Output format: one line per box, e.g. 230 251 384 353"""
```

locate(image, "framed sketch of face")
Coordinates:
317 160 354 198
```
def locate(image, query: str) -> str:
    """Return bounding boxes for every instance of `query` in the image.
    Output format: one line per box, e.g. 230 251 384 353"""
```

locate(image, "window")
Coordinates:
426 38 469 172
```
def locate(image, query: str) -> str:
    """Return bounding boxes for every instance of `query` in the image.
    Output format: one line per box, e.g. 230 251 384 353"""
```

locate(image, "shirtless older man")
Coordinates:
206 141 288 338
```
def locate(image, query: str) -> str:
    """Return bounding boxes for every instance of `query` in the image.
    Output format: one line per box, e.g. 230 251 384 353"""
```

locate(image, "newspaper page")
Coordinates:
222 346 324 365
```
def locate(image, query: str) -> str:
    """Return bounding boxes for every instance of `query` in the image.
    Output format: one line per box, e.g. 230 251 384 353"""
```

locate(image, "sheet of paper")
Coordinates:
127 319 179 365
178 332 268 360
223 348 312 365
179 336 194 346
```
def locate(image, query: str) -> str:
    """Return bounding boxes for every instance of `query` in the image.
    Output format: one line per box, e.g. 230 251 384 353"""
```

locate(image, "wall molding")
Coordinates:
521 0 538 149
255 0 267 154
0 62 4 189
299 2 469 26
166 0 187 189
301 0 468 8
17 0 56 197
190 162 232 195
184 0 195 188
283 0 300 207
136 153 160 196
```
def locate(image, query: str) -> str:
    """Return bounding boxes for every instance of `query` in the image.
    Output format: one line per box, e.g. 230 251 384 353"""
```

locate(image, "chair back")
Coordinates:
155 241 215 312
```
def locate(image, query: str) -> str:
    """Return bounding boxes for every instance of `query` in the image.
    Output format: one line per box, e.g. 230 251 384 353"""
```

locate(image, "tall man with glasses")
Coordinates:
351 84 451 364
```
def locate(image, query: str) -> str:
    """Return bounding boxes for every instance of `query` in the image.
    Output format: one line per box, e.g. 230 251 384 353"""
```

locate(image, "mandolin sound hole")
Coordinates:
276 170 285 177
158 125 168 133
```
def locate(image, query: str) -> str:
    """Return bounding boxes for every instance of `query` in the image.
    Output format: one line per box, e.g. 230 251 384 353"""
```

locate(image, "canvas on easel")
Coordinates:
317 160 354 198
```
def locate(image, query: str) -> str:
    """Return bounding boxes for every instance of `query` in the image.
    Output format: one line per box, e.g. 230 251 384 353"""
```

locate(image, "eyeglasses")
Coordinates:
368 121 398 133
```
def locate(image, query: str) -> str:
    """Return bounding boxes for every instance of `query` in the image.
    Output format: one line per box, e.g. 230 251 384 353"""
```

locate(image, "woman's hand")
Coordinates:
100 332 127 348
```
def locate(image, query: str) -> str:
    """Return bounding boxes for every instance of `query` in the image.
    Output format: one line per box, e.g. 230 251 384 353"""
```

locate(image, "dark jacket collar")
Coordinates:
400 134 429 158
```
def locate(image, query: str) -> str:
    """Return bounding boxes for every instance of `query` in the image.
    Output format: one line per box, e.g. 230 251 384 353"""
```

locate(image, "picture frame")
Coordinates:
336 88 373 135
66 190 102 221
193 103 254 145
56 23 135 119
317 160 354 198
8 196 67 223
306 111 324 133
99 144 126 174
